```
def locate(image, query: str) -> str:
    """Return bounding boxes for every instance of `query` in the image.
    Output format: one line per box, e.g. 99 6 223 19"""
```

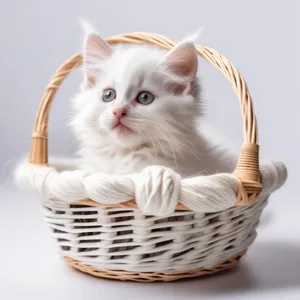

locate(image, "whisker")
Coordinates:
142 129 158 162
137 114 201 160
152 136 168 157
134 115 178 167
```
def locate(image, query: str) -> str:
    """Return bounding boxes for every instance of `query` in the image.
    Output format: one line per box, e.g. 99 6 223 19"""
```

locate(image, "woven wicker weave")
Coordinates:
64 251 246 282
28 32 273 282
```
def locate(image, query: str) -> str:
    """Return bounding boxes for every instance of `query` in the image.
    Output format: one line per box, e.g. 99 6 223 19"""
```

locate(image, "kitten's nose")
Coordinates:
113 108 127 119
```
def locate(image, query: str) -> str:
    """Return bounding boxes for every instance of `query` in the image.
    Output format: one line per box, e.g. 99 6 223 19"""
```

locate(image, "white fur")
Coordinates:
70 24 237 176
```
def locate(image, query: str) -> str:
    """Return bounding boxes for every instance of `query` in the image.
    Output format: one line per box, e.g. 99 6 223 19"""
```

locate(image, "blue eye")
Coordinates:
102 89 116 102
136 91 155 105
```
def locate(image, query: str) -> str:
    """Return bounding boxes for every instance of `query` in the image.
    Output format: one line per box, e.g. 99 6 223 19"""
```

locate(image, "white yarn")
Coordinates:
181 174 238 212
15 160 287 216
84 173 135 204
135 166 181 216
15 162 54 197
260 161 288 195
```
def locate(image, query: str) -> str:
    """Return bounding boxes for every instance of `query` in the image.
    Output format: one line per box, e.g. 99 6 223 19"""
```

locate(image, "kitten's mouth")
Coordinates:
112 122 134 134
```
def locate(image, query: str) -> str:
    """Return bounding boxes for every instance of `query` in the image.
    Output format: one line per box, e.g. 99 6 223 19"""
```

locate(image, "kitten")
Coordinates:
70 23 237 177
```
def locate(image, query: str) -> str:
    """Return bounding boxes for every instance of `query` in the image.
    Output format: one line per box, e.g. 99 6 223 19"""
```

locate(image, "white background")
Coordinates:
0 0 299 299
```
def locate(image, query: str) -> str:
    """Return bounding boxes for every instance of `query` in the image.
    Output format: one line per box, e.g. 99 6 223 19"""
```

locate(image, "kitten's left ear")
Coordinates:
158 40 198 80
81 20 113 87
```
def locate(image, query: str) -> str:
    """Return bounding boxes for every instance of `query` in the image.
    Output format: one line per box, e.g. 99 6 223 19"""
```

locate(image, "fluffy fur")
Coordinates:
70 23 237 176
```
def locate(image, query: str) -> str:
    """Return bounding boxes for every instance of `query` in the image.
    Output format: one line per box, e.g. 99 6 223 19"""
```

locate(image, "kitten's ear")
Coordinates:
81 20 112 87
158 40 198 80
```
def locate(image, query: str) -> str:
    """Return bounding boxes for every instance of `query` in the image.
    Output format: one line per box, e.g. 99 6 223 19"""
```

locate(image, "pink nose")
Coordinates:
113 108 127 119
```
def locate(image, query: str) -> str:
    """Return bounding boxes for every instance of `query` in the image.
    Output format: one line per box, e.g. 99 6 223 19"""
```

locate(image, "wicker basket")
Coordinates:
25 32 286 282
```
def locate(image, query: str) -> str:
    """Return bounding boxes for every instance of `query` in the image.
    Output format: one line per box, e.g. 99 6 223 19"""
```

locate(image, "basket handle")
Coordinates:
29 32 262 204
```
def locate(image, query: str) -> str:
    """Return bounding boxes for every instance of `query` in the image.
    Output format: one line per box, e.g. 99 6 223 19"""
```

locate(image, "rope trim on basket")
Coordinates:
16 161 286 216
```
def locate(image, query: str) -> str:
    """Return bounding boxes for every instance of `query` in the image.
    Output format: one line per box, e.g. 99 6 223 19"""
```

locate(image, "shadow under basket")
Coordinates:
26 32 287 282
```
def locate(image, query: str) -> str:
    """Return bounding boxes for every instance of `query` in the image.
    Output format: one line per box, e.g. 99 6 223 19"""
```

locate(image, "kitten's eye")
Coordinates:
102 89 116 102
136 91 155 105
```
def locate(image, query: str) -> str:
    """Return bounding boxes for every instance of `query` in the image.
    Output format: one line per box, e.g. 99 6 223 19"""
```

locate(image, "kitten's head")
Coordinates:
72 25 202 153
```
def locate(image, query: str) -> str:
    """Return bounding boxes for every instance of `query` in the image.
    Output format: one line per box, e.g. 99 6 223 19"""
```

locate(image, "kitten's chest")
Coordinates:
80 149 158 175
79 141 236 176
81 155 130 174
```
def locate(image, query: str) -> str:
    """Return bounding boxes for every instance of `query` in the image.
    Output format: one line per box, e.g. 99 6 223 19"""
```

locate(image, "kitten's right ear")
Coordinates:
81 20 112 87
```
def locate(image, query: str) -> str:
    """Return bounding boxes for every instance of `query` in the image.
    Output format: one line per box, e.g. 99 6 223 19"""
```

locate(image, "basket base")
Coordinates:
63 250 246 282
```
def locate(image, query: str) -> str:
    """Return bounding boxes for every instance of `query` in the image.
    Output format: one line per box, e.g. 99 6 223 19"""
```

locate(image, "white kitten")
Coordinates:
70 23 237 176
